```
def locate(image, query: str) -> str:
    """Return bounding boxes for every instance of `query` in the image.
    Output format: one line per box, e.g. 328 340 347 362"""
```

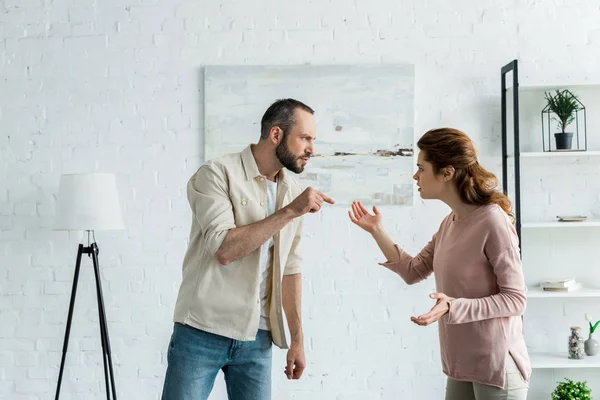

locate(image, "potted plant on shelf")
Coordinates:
544 89 581 150
551 378 592 400
584 313 600 356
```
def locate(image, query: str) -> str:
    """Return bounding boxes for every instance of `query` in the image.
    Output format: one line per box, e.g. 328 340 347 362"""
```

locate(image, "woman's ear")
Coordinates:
443 166 455 182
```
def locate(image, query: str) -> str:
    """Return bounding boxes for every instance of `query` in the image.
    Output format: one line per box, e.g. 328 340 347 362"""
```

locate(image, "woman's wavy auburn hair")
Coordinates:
417 128 514 223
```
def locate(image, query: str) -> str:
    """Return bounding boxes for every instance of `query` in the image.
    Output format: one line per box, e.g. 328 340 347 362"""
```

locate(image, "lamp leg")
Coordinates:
55 244 85 400
91 243 117 400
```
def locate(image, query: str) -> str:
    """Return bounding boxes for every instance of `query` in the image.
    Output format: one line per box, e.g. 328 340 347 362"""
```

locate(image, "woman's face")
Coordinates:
413 151 447 200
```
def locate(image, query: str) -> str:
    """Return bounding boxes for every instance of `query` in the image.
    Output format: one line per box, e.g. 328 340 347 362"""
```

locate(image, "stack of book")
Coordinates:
539 277 582 292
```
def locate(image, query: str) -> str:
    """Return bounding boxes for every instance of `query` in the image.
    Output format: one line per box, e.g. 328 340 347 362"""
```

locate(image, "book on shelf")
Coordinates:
540 278 577 289
540 283 582 292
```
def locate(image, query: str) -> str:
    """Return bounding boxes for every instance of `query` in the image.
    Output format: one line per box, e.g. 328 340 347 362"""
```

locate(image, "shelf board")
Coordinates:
521 151 600 158
527 286 600 298
522 220 600 228
507 83 600 92
507 151 600 158
531 351 600 369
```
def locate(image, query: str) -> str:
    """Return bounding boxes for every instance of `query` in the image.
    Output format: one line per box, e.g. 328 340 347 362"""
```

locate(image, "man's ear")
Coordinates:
270 126 283 145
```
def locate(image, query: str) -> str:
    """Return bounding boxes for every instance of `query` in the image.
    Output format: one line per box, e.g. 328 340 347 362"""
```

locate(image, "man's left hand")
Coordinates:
411 292 455 326
284 342 306 380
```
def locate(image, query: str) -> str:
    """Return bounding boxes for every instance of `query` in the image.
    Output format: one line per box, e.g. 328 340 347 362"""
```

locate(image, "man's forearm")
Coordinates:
215 207 296 265
282 273 303 345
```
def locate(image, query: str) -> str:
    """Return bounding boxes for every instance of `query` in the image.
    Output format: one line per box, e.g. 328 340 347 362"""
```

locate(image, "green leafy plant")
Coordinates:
586 314 600 334
544 89 580 133
551 378 592 400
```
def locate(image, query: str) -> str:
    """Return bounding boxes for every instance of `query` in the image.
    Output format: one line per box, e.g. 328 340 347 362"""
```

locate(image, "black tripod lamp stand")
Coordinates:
53 173 124 400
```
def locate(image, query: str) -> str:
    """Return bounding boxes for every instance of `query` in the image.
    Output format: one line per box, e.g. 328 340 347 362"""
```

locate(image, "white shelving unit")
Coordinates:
508 84 600 92
520 150 600 158
527 286 600 299
522 220 600 229
531 352 600 369
501 61 600 380
508 151 600 159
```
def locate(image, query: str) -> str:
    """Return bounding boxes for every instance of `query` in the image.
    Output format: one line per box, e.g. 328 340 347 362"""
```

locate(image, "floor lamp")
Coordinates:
53 173 124 400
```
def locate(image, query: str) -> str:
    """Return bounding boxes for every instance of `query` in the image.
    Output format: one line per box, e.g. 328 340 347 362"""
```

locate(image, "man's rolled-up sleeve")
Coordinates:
283 217 303 275
187 163 236 257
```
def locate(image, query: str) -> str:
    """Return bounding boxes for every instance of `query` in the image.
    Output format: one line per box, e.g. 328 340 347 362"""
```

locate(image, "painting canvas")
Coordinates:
204 65 415 206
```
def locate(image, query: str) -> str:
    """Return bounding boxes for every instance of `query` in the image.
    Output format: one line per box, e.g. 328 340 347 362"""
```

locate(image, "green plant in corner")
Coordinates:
551 378 592 400
585 313 600 335
544 89 580 133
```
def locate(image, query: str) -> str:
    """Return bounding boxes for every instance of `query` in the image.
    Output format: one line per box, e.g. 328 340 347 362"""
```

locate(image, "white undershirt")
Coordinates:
259 178 277 330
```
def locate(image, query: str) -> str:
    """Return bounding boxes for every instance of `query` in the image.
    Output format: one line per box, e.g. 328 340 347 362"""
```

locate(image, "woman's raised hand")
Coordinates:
348 201 382 234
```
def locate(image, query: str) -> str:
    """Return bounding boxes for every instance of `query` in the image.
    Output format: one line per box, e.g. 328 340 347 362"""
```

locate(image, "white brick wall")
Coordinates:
2 0 600 399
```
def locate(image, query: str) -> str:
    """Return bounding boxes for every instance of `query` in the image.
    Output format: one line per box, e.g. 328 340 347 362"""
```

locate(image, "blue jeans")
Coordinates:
161 323 273 400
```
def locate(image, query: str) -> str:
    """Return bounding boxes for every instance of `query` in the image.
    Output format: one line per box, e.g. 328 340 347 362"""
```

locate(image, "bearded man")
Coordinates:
161 99 334 400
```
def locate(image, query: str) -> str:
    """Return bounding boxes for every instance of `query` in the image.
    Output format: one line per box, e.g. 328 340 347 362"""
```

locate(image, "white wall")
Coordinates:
2 0 600 399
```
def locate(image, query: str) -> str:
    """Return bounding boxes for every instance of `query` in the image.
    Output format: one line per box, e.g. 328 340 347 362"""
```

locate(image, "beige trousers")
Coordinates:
445 354 528 400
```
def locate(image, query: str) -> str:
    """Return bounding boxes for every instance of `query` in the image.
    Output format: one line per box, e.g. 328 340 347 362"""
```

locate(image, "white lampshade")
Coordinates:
54 173 125 231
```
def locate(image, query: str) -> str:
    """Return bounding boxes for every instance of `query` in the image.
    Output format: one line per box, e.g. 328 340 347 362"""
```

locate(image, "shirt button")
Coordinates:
259 177 265 182
241 200 247 206
260 201 265 206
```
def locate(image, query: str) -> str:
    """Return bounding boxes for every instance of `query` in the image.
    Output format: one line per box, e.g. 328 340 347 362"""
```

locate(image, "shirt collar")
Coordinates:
240 144 291 187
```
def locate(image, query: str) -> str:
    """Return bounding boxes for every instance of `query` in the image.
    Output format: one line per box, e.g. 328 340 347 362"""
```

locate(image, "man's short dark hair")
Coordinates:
260 98 314 140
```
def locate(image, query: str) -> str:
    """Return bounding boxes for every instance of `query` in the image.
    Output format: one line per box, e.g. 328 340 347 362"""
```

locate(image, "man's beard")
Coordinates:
276 137 307 174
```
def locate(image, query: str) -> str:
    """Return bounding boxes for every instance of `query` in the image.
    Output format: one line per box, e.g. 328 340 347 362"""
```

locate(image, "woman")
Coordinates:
348 128 530 399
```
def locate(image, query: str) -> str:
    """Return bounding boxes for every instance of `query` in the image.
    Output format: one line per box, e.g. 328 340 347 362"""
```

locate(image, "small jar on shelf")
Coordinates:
568 326 585 359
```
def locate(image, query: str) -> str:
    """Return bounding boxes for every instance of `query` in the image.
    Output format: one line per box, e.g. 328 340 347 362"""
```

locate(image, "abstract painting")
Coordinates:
204 65 415 206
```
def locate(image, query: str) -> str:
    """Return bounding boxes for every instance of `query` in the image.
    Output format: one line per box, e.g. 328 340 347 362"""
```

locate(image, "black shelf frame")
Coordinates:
501 59 522 246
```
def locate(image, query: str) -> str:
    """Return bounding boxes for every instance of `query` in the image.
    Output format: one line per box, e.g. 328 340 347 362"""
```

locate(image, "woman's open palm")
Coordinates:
348 201 382 234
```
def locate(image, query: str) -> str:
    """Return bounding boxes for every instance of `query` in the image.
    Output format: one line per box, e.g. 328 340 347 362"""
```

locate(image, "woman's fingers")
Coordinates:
358 201 370 215
348 210 359 224
352 202 364 218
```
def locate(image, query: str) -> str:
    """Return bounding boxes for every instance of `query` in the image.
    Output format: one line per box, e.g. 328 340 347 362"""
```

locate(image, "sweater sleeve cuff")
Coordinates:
377 244 403 268
446 298 464 324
